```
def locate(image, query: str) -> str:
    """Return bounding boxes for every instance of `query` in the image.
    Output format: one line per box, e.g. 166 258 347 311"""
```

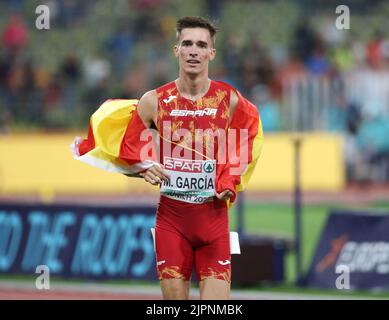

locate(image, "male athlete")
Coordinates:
131 16 262 300
73 16 263 300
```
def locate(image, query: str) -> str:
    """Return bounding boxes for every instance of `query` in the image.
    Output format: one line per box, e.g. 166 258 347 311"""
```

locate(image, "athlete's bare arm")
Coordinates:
127 90 170 185
137 90 158 129
229 89 239 122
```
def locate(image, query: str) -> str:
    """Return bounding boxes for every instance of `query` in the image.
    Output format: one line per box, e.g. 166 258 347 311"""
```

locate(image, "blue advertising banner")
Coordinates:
0 203 157 280
305 209 389 290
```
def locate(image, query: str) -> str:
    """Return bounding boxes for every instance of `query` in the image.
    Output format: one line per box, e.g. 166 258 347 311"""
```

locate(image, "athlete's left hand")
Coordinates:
215 189 234 201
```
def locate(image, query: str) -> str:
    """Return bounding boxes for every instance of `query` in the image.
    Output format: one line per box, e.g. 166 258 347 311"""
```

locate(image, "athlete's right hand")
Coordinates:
139 165 170 186
216 189 234 201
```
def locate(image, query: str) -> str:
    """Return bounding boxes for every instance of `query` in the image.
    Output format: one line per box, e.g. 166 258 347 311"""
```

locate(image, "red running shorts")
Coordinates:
155 196 231 283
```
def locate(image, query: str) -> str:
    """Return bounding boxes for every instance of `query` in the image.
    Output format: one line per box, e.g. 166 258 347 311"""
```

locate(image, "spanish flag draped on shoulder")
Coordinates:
70 98 159 175
216 85 264 203
71 88 264 204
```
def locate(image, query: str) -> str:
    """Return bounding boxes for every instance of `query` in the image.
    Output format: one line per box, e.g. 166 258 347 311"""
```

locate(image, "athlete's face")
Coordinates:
174 28 216 75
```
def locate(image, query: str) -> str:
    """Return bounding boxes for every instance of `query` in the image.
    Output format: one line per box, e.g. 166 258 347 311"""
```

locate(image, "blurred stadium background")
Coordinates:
1 0 389 299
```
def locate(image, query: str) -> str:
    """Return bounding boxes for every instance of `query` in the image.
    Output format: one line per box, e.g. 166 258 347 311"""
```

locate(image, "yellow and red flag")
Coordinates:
71 91 264 203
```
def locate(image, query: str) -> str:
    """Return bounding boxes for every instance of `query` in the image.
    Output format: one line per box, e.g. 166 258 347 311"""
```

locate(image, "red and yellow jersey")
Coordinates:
71 81 264 205
156 80 230 162
155 80 231 203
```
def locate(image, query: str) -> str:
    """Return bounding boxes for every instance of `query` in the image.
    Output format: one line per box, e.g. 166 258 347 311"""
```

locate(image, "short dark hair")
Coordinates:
176 16 217 47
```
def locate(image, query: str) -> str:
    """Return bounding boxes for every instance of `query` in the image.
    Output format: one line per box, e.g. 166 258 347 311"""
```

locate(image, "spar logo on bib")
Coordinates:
203 161 215 173
164 157 202 173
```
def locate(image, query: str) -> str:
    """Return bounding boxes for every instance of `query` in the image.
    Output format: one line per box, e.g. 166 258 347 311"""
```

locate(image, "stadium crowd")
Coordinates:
0 0 389 183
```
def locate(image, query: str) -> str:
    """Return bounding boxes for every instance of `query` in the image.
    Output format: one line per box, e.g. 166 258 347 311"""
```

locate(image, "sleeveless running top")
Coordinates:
156 80 231 204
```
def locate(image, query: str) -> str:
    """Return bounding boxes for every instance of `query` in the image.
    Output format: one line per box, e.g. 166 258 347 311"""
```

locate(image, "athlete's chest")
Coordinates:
157 86 230 132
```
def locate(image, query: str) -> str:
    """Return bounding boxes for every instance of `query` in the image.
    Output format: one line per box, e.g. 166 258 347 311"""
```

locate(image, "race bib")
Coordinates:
160 157 216 204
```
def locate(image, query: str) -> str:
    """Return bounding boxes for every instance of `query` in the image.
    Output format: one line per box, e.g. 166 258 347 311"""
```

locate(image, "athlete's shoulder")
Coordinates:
211 80 238 107
139 89 157 105
137 89 157 120
139 79 176 107
212 80 258 119
135 90 158 126
230 89 239 109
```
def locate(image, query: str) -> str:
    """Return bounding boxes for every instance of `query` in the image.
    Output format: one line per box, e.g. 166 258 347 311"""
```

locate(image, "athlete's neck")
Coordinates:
175 73 210 101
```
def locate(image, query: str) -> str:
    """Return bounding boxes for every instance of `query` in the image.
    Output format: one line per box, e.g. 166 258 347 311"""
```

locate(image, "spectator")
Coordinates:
305 43 330 76
106 23 135 80
221 34 242 85
59 53 81 113
83 53 111 89
252 84 281 132
366 31 386 70
292 17 316 62
2 13 28 54
6 0 25 11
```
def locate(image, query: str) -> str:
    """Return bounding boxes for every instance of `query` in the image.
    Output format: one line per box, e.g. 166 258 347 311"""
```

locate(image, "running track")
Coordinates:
0 281 381 300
